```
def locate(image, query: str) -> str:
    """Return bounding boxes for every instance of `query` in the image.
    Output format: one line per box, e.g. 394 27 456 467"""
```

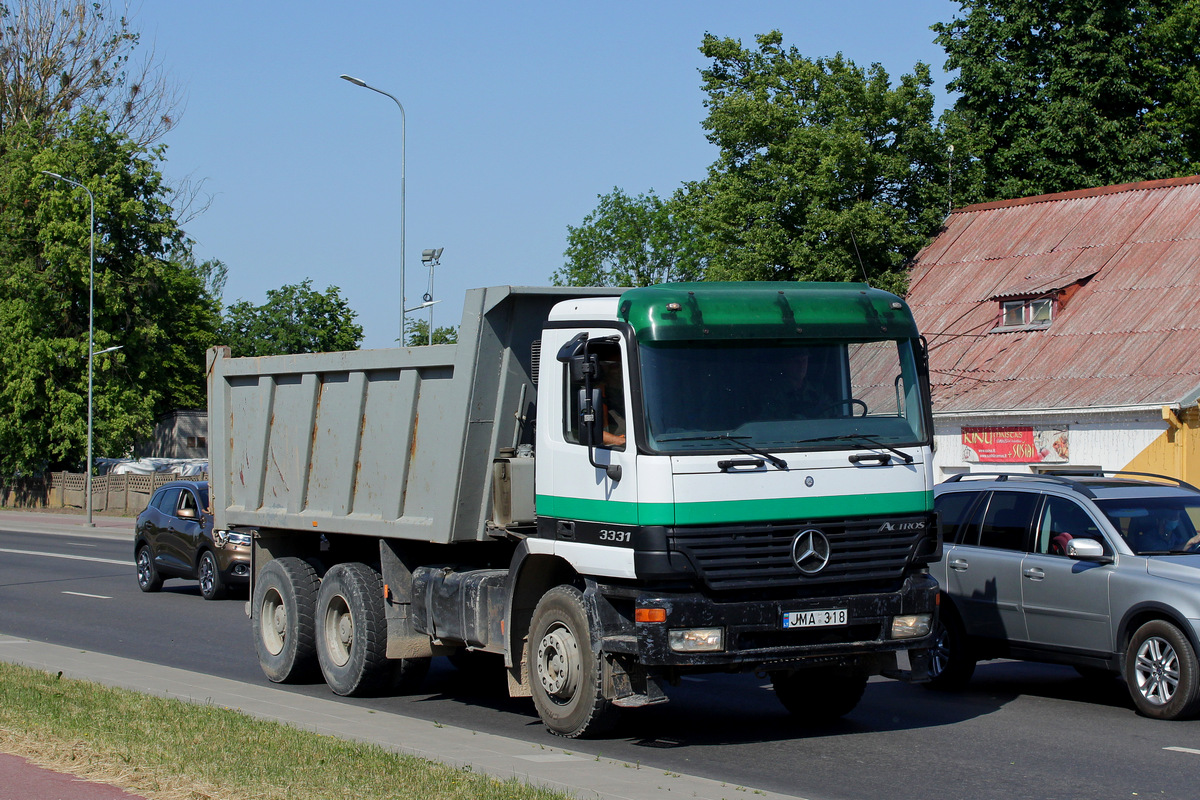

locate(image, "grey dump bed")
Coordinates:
206 285 620 544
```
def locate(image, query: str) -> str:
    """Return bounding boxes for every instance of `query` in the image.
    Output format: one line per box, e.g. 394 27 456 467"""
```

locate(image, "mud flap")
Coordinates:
604 653 669 708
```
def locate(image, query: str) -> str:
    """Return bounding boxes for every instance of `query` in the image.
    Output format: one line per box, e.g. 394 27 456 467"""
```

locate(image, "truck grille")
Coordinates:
668 516 930 594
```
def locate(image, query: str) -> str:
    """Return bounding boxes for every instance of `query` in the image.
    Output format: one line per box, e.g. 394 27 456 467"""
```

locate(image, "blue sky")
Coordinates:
144 1 960 349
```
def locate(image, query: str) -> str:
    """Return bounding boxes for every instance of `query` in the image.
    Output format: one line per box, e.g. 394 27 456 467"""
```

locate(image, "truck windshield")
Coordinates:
638 338 927 455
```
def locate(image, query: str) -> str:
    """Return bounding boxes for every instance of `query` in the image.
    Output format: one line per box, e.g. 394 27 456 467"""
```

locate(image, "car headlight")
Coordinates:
213 529 252 548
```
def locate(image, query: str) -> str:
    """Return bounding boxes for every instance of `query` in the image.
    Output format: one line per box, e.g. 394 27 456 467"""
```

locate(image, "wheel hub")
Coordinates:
1135 636 1179 705
537 626 580 700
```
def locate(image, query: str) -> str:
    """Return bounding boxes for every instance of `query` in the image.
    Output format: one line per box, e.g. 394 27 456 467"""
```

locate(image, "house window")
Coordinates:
998 297 1053 330
186 436 207 449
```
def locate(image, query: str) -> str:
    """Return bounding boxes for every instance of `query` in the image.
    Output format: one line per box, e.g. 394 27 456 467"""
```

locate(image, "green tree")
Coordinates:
220 280 364 357
934 0 1200 201
404 317 458 347
554 188 706 287
0 111 221 475
675 32 949 295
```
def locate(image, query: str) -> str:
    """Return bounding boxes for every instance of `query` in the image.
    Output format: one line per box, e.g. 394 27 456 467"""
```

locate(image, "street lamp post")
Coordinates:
42 171 97 526
340 74 408 346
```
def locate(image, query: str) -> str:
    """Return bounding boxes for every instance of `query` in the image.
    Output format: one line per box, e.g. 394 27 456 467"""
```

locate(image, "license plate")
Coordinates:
782 608 847 629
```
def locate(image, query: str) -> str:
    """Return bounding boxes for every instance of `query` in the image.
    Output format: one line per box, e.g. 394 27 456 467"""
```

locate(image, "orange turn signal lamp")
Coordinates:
635 608 667 623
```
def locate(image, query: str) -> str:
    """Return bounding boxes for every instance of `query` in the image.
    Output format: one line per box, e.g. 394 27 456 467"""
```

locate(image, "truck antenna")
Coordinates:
850 231 870 286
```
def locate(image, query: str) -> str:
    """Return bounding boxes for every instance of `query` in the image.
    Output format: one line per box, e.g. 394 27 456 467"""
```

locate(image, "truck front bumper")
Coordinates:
604 572 938 677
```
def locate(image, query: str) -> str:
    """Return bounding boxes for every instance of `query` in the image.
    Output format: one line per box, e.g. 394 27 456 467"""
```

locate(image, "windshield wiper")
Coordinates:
657 433 788 471
788 433 914 464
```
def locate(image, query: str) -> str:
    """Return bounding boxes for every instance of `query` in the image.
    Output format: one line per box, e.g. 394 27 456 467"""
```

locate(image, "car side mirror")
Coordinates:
1067 538 1112 564
177 507 198 520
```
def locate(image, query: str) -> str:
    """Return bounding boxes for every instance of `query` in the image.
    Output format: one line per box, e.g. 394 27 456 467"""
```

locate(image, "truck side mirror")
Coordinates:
577 386 605 447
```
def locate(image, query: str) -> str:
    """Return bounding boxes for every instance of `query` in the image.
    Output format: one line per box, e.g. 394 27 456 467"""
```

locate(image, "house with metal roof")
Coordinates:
905 175 1200 482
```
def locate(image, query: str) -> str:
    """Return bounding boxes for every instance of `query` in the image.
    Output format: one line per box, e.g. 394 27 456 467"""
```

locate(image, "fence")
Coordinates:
0 472 208 514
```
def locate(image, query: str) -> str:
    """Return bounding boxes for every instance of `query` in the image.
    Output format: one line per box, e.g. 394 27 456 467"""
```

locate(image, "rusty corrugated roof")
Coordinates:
907 175 1200 413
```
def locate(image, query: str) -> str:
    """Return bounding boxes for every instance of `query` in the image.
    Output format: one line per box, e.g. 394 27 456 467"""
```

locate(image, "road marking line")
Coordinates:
1164 746 1200 755
0 547 130 566
62 591 112 599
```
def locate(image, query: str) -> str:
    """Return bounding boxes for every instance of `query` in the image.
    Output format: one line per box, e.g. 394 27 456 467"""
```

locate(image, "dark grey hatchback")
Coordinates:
134 480 250 600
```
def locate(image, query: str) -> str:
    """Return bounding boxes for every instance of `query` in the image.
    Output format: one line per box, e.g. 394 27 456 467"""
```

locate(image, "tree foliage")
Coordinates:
220 280 364 357
674 32 950 295
0 111 220 475
554 188 705 287
934 0 1200 201
0 0 180 146
404 317 458 347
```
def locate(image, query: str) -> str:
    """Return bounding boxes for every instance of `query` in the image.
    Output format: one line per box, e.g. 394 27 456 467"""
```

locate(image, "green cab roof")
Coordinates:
618 282 919 342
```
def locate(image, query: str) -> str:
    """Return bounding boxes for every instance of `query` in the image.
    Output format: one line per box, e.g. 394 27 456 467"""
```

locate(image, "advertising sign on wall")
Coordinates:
962 426 1069 463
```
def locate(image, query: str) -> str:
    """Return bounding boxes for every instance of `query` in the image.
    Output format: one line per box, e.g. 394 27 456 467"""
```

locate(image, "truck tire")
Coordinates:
316 562 394 697
528 585 618 738
771 667 868 722
197 550 227 601
924 610 976 691
136 544 163 592
253 557 319 683
1125 619 1200 721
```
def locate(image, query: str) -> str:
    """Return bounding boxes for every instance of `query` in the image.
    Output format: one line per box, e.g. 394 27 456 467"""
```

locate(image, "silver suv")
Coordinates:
930 472 1200 721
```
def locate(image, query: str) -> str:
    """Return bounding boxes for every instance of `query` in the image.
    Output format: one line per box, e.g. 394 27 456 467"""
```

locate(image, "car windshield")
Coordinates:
1093 496 1200 554
638 338 927 454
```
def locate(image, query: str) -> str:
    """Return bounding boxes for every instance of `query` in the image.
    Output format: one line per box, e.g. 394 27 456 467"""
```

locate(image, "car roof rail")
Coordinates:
942 471 1097 498
942 470 1200 497
1081 470 1200 493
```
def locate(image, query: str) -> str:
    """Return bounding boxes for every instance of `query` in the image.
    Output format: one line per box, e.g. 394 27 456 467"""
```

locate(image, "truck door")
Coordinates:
536 330 639 579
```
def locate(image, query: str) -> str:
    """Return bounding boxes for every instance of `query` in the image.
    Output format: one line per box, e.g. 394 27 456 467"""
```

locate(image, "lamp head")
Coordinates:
340 74 368 87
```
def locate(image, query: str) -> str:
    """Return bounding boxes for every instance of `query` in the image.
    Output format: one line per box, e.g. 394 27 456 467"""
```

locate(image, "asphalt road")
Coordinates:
2 526 1199 800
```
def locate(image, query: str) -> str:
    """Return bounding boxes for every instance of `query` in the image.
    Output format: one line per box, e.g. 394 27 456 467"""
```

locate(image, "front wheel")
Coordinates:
135 544 162 592
528 585 618 738
924 611 977 691
197 550 226 601
252 557 319 683
1124 620 1200 720
772 667 868 722
315 562 395 697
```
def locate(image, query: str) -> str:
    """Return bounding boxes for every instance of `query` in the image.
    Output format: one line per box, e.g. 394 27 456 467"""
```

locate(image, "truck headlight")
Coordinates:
891 614 932 639
668 628 724 653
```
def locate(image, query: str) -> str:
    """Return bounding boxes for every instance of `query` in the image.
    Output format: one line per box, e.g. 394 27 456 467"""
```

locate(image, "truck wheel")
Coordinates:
1125 620 1200 721
136 545 162 592
924 611 976 691
197 550 227 601
528 585 618 738
316 562 393 697
253 557 319 683
772 667 868 722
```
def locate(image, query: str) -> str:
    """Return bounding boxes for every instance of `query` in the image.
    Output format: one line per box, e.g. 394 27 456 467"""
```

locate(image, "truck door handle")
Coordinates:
1023 567 1045 581
948 558 968 571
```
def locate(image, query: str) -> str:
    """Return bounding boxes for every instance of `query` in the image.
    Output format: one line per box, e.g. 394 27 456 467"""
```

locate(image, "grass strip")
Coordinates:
0 661 575 800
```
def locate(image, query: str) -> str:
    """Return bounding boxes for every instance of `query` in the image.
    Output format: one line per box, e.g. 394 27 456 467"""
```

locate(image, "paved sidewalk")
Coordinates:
0 509 133 541
0 510 804 800
0 752 148 800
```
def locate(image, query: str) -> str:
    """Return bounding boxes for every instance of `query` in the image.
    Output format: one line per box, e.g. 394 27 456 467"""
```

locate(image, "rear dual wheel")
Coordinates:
253 557 320 683
316 562 429 696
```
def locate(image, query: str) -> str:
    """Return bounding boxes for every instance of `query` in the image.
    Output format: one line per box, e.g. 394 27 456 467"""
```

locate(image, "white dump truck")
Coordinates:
207 282 940 737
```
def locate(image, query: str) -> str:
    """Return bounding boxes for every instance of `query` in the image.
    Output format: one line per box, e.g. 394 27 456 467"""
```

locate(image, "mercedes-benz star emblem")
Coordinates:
791 529 831 575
